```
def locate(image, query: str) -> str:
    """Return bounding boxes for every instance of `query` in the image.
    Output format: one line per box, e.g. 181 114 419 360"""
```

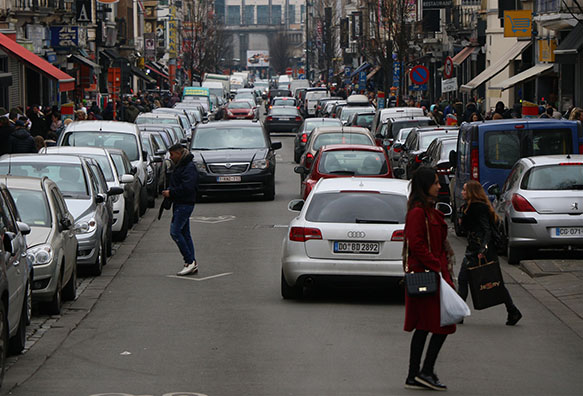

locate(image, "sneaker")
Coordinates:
177 262 198 276
405 377 429 390
506 308 522 326
415 372 447 391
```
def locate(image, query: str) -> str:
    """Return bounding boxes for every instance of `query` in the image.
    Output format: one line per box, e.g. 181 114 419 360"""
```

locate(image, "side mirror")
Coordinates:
131 166 138 175
120 174 135 184
435 202 453 216
60 217 72 230
393 168 405 178
155 149 167 156
95 194 106 204
107 186 124 196
449 150 457 169
294 166 307 175
152 156 163 163
271 142 282 150
288 199 304 212
487 184 501 197
17 221 31 236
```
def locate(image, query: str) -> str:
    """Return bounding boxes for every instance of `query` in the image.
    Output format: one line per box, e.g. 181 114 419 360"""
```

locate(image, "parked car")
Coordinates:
322 100 346 118
136 112 189 140
370 107 426 136
107 148 143 228
0 183 32 355
57 120 149 217
2 176 77 314
295 144 392 199
224 100 256 120
152 108 195 139
190 120 282 200
421 136 458 203
449 119 583 235
377 117 435 147
281 177 408 298
387 127 415 171
488 155 583 264
0 154 120 275
264 106 303 134
293 118 343 163
138 124 179 146
141 134 167 206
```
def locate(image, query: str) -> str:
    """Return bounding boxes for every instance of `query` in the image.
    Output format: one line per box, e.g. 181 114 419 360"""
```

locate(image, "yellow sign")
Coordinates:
538 39 557 62
504 10 532 38
168 6 177 58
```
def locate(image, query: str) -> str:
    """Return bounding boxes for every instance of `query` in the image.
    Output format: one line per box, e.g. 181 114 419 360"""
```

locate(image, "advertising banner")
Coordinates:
50 26 79 49
168 6 177 57
246 50 270 67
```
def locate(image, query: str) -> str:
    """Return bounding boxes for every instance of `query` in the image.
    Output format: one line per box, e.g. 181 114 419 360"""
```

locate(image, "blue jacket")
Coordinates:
169 152 198 205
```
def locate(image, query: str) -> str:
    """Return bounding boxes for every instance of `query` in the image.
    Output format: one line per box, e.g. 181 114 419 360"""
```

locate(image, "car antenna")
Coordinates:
567 154 571 159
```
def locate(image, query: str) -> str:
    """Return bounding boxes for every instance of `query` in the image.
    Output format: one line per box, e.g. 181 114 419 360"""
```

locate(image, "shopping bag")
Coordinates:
440 274 471 326
467 257 506 310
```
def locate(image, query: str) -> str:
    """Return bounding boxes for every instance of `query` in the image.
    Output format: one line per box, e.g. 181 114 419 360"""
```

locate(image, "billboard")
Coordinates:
247 50 269 67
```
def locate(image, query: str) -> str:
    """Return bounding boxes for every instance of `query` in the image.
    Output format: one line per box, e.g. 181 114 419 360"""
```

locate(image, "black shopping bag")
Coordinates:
467 258 506 310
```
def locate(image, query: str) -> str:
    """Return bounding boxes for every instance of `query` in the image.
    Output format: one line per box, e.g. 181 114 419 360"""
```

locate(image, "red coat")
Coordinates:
403 206 456 334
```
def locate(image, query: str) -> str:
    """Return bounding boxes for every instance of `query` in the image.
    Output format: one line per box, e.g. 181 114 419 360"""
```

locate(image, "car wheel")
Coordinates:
294 151 300 164
139 187 148 216
8 282 29 355
113 208 129 242
263 179 275 201
45 273 62 315
91 241 104 276
62 262 77 301
281 271 301 299
507 245 525 265
0 302 8 387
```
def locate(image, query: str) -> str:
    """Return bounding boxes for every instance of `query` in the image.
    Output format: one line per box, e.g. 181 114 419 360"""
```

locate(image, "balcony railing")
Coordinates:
536 0 580 13
7 0 70 12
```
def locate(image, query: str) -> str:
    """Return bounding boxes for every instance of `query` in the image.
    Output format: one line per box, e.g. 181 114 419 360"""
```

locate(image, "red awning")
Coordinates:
146 65 169 81
452 46 479 66
0 33 75 92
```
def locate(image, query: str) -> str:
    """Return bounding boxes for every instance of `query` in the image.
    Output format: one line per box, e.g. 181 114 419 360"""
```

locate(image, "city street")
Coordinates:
1 134 582 396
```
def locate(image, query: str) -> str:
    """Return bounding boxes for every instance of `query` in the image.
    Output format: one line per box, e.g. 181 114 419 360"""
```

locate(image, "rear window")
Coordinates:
273 99 296 106
355 114 374 128
271 108 298 116
306 91 328 101
0 163 89 198
305 192 406 223
419 132 457 150
313 133 373 150
229 102 251 109
521 164 583 190
11 189 51 227
319 151 388 175
305 119 342 132
389 120 432 139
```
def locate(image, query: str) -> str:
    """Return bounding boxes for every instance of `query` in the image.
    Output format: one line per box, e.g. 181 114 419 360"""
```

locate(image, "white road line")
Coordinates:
166 272 233 281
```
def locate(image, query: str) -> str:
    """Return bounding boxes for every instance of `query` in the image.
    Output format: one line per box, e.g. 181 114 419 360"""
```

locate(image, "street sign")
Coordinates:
50 26 79 49
409 84 427 91
359 71 367 89
344 66 352 77
441 77 457 93
444 56 454 79
410 65 429 85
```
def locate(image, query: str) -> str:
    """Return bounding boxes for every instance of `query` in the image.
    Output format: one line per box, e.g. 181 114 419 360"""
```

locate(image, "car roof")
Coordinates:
311 126 372 135
137 113 179 119
313 177 409 195
0 175 47 191
304 118 342 123
196 120 262 129
522 154 583 166
65 120 139 133
273 97 295 100
43 146 110 156
319 144 385 153
346 94 370 105
0 154 83 165
413 126 458 133
390 116 433 123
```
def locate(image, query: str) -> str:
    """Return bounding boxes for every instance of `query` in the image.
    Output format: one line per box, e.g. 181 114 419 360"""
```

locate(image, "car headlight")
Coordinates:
27 244 53 266
74 218 97 234
146 165 155 184
195 162 207 173
251 159 269 169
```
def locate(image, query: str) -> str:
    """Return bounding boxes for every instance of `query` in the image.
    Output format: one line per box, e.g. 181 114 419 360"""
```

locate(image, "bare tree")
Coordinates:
269 31 292 75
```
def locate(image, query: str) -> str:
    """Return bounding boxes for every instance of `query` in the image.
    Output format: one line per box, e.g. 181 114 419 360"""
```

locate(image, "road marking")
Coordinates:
273 224 288 228
190 215 236 223
166 272 233 281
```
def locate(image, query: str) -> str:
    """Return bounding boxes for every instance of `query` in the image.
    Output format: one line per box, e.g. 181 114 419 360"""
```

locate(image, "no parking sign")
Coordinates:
410 65 429 85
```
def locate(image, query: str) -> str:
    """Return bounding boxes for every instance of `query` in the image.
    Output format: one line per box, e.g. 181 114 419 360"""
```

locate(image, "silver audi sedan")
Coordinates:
489 154 583 264
281 177 409 299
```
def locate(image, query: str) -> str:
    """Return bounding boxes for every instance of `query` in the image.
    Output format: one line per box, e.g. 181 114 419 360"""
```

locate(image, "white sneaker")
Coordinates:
177 262 198 276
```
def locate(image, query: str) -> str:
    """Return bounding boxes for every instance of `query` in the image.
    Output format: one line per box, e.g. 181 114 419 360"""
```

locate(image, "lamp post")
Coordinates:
305 0 310 82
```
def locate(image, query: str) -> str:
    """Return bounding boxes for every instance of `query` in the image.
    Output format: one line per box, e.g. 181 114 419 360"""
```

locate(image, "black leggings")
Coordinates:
408 329 447 379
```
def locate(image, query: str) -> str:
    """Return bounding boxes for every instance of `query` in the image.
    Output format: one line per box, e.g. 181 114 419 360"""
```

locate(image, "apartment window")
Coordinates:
288 5 296 24
244 5 255 25
272 5 282 25
301 5 305 23
215 0 225 24
227 5 240 25
257 5 269 24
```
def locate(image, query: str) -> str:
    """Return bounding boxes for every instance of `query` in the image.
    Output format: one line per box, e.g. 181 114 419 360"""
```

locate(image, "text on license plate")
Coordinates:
553 227 583 237
334 241 379 254
217 176 241 182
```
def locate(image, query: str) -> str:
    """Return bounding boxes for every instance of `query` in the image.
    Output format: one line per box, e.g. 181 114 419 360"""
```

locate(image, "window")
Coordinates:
288 5 295 24
227 5 240 25
484 130 521 169
313 133 374 151
521 164 583 190
305 192 406 223
319 151 388 175
531 129 572 156
257 5 269 24
272 5 282 25
301 5 305 23
11 190 51 228
244 5 254 25
62 132 140 161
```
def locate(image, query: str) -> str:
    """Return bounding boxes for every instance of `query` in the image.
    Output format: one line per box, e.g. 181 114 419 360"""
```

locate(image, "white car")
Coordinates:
281 177 409 299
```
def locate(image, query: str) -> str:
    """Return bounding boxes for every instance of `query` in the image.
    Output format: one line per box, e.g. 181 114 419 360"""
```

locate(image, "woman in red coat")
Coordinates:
404 167 456 391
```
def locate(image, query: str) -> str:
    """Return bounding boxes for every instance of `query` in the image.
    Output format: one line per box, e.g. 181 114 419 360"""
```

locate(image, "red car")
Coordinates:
224 100 256 119
295 144 393 199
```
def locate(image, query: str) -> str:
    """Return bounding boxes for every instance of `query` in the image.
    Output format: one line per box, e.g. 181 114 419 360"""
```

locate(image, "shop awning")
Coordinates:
460 40 531 93
351 62 371 78
554 22 583 63
131 66 156 84
366 65 382 80
68 54 101 70
452 46 479 66
0 32 75 92
146 65 169 80
101 48 121 60
489 63 554 90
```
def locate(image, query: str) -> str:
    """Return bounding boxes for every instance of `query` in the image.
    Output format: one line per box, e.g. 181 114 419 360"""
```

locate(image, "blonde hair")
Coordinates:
569 107 583 121
463 180 499 223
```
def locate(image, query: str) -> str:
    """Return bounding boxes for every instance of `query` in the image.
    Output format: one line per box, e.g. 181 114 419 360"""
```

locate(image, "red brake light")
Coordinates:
266 116 273 121
414 155 423 163
470 148 479 180
393 146 401 153
579 143 583 153
301 133 308 143
289 227 322 242
511 193 536 212
295 116 302 121
559 162 583 165
391 230 405 241
307 152 314 159
514 124 525 129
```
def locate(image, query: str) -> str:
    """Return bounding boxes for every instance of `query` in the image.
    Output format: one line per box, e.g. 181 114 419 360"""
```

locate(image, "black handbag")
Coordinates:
467 256 506 310
403 216 439 297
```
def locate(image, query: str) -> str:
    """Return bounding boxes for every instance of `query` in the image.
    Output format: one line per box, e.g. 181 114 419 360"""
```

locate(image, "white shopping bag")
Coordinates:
440 274 471 326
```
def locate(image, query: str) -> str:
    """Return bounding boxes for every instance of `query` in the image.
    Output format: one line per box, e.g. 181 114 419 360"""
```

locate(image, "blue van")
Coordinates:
449 119 583 234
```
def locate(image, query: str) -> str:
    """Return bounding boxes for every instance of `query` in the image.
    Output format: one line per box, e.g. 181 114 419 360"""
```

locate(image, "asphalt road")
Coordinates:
2 132 582 396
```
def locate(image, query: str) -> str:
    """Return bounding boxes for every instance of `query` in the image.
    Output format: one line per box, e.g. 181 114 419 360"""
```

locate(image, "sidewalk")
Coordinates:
503 258 583 339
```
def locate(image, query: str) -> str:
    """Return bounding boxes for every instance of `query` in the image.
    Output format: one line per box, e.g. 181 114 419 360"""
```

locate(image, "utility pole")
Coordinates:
305 0 309 82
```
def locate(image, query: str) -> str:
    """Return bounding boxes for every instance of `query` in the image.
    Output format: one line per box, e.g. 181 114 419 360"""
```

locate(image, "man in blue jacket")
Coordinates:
162 143 199 275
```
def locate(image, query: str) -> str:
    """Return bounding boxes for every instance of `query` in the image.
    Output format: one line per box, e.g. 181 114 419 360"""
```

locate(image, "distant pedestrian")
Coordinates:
457 181 522 326
162 144 199 276
403 167 455 391
0 116 14 156
33 135 45 152
10 119 36 153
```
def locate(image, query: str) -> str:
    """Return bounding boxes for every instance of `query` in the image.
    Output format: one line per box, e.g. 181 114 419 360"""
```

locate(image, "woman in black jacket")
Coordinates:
458 180 522 325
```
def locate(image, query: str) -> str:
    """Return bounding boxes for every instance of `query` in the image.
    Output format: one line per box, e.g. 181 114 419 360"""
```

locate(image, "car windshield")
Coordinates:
420 132 456 150
319 151 388 175
273 99 295 106
11 189 51 227
271 108 298 116
306 192 406 223
62 132 140 161
0 163 89 198
81 154 115 182
521 164 583 190
313 133 373 151
229 102 252 109
340 107 374 122
136 117 178 125
192 127 267 150
304 119 342 132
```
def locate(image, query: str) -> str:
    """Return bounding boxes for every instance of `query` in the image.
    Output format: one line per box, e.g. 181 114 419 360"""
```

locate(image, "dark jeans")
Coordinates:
458 254 516 312
408 330 448 379
170 204 195 264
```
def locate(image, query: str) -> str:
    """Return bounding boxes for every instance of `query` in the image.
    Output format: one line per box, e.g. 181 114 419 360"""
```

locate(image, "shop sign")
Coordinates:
441 77 457 93
538 39 556 62
422 0 452 9
168 6 177 57
504 10 532 38
76 0 92 22
50 26 79 49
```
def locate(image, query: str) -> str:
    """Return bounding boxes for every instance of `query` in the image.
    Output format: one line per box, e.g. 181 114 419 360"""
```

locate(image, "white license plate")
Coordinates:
553 227 583 237
217 176 241 182
276 117 291 121
334 241 380 254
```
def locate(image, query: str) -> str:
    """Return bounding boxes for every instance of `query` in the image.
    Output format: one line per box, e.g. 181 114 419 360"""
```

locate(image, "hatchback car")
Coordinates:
421 136 458 203
293 118 343 163
190 120 282 200
348 111 375 130
2 176 77 314
270 97 298 110
295 144 392 199
224 100 256 120
281 177 408 298
488 154 583 264
264 106 303 133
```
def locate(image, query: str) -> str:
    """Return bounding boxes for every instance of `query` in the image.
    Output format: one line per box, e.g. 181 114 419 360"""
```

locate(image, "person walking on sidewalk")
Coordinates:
404 167 456 391
457 180 522 325
162 144 199 276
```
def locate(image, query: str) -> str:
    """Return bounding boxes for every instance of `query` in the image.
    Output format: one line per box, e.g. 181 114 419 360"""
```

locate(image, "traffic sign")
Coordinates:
409 84 427 91
441 77 457 93
444 56 454 79
410 65 429 85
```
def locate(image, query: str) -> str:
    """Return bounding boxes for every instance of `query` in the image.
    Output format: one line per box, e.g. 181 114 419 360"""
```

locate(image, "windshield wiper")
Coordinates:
355 218 399 224
328 170 355 175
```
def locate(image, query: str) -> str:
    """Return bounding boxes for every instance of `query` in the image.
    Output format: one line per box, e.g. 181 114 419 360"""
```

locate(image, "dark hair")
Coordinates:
168 143 186 152
407 167 437 210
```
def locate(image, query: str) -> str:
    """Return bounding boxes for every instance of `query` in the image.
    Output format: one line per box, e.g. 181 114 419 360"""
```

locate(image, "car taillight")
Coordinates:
266 116 273 121
295 116 302 121
414 155 423 163
301 133 308 143
559 162 583 165
297 106 301 110
289 227 322 242
306 152 314 167
579 143 583 153
511 193 536 212
391 230 404 241
470 148 479 180
393 146 401 153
